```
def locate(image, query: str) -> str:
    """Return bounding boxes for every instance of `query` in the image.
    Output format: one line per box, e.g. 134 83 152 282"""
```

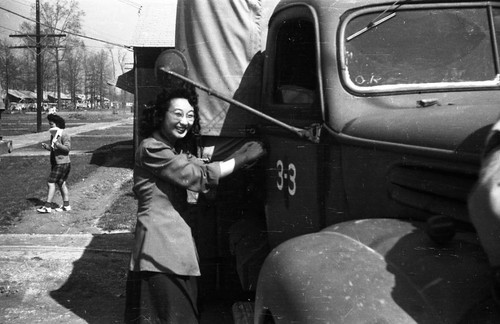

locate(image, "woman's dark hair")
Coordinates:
140 84 200 152
47 113 66 129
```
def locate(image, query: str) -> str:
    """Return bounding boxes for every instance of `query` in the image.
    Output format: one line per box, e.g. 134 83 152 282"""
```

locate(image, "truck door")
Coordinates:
260 7 327 248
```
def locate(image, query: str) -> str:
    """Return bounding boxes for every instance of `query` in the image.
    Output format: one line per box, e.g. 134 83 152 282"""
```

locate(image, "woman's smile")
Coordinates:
160 98 195 143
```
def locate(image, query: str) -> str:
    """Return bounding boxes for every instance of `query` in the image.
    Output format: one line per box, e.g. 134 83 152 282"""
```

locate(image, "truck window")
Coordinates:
495 7 500 57
343 6 500 92
273 19 317 105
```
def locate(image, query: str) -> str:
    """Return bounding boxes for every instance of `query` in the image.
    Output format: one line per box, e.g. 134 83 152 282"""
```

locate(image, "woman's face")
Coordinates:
160 98 195 143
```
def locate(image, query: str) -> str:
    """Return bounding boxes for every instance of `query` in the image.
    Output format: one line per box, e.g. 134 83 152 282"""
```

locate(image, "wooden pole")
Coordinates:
36 0 42 132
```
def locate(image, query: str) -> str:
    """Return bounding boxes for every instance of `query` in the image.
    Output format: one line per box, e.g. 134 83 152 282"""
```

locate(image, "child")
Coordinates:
37 113 71 213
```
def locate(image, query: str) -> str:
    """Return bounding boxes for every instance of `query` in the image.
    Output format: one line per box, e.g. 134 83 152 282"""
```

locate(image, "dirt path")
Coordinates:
8 163 133 235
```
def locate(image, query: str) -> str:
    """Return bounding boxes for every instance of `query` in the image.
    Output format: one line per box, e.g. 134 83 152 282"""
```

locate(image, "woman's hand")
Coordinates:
41 143 49 150
219 141 266 177
240 141 266 163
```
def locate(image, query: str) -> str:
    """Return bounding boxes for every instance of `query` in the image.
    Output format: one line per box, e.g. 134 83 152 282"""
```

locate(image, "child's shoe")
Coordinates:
55 205 72 212
37 206 52 213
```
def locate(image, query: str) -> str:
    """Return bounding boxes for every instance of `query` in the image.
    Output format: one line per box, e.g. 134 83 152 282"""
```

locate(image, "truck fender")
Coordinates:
254 218 495 324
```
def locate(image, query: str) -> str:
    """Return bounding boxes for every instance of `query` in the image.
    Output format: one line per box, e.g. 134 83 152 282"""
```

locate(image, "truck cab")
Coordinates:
253 0 500 322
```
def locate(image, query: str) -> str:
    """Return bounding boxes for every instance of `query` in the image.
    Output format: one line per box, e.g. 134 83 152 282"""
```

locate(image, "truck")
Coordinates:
153 0 500 322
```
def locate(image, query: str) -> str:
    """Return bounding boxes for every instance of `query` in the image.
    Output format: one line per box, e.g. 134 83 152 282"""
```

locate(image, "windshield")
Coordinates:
343 6 500 92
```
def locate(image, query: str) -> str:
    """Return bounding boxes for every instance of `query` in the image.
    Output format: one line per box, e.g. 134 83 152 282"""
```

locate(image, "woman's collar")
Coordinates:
153 130 175 147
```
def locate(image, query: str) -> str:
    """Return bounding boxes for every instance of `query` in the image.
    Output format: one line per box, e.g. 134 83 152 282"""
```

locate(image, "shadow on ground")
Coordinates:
45 233 242 323
89 140 134 168
48 233 132 323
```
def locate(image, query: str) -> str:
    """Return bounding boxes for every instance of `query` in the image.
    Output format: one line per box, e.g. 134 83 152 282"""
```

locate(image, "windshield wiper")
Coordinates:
347 0 405 41
347 12 396 41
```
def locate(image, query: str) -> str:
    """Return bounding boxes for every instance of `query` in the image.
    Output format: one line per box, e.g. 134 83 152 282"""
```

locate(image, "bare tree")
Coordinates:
42 0 85 109
107 45 132 110
106 44 117 108
117 48 132 110
0 39 21 103
61 40 86 108
18 0 85 109
9 0 128 111
84 50 112 109
96 49 112 108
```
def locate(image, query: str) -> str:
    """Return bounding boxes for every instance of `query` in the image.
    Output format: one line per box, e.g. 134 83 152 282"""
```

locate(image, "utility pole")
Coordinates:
35 0 41 131
55 49 61 111
3 52 10 110
9 0 65 132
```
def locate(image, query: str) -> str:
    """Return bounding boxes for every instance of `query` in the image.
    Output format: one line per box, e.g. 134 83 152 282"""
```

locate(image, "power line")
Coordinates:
117 0 142 11
5 0 31 8
0 24 19 33
2 0 133 46
0 5 133 51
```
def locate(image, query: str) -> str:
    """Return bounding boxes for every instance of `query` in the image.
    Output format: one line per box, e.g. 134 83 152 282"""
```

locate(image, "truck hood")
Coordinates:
341 99 499 156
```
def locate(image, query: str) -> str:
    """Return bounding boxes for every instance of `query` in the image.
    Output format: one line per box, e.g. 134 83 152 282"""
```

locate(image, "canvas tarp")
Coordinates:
116 68 135 94
7 90 36 101
46 92 71 101
175 0 279 139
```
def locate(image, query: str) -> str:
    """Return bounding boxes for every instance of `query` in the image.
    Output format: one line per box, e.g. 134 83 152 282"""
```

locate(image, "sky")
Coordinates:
0 0 144 67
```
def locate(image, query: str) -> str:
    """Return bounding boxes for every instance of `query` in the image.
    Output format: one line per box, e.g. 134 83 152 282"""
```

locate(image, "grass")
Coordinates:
0 110 131 136
0 154 101 227
78 126 132 136
0 151 136 231
16 137 133 153
97 178 137 232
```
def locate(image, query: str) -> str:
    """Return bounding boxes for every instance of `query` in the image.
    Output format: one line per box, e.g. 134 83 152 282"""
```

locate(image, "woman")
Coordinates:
125 86 265 323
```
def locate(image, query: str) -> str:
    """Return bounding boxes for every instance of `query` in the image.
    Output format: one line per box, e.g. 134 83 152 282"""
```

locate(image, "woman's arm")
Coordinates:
140 139 221 192
139 138 265 191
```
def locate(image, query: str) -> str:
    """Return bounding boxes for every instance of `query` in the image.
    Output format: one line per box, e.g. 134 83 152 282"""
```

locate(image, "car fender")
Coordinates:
254 218 495 323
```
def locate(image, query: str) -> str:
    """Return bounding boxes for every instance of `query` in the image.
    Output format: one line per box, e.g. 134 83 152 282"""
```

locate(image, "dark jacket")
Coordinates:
129 131 221 276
